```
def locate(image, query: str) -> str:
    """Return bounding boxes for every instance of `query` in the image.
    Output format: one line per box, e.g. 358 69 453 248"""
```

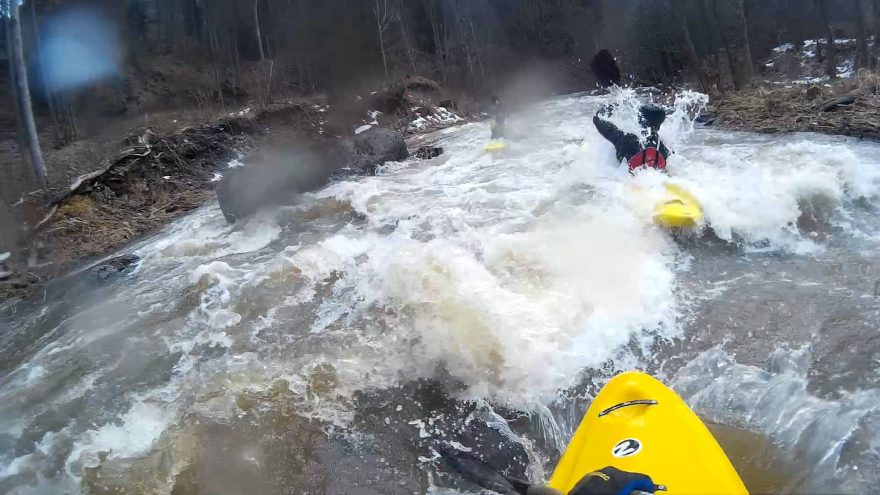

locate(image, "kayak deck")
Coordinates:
485 140 508 152
548 371 747 494
653 183 703 229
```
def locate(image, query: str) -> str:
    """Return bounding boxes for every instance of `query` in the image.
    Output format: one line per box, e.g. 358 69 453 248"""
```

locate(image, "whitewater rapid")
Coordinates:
2 91 880 494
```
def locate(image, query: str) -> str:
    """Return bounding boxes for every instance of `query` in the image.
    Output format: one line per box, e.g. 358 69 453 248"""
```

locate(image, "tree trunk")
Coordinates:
673 0 706 91
254 0 265 61
734 0 754 84
29 0 59 139
853 0 869 69
873 0 880 69
424 0 446 84
815 0 837 77
699 0 719 53
373 0 391 78
7 1 47 189
397 8 418 74
712 0 741 89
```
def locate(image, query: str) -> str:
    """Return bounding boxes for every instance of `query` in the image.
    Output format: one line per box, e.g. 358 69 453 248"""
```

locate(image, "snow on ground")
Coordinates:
767 38 859 84
408 106 463 132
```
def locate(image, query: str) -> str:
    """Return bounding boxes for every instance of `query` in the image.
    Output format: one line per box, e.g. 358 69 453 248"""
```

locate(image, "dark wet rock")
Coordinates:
819 94 856 112
90 254 141 281
217 146 347 223
797 194 835 237
0 251 11 281
415 145 444 160
218 130 408 223
695 112 717 125
590 49 621 88
350 379 529 494
352 127 409 171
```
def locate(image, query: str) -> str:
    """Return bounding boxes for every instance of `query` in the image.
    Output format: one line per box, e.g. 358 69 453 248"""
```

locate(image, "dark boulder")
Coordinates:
90 254 141 281
352 127 409 171
217 147 345 223
590 49 621 88
217 129 410 223
415 145 443 160
695 112 717 126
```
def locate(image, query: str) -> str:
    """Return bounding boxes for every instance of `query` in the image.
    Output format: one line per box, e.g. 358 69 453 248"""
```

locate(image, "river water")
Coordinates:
2 91 880 494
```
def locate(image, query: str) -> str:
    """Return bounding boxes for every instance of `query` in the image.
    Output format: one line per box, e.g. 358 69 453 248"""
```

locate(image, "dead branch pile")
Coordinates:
28 115 254 272
710 72 880 140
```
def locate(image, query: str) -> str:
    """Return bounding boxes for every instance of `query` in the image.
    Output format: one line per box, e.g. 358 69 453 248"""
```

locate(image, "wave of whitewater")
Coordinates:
2 90 880 493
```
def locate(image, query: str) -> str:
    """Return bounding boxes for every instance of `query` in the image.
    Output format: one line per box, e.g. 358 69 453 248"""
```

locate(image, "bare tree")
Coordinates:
853 0 869 69
815 0 837 77
255 0 265 61
712 0 741 89
873 0 880 68
396 1 418 74
672 0 708 91
5 0 47 189
28 0 59 139
734 0 754 84
372 0 394 78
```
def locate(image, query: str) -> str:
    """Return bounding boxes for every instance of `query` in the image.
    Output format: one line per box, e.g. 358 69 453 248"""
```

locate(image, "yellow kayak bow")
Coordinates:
653 183 703 229
548 371 747 495
485 140 509 152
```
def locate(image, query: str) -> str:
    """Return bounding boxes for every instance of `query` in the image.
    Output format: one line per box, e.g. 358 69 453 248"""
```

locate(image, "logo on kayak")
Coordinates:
611 438 642 458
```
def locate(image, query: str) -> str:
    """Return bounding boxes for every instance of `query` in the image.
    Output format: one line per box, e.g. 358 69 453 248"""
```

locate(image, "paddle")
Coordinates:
436 444 563 495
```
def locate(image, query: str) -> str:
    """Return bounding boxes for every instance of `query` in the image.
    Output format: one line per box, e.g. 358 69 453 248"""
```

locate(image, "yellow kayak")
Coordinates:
548 371 747 495
653 183 703 229
485 140 508 152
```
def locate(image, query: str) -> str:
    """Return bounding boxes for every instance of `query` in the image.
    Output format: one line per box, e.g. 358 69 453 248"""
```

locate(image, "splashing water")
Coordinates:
2 91 880 494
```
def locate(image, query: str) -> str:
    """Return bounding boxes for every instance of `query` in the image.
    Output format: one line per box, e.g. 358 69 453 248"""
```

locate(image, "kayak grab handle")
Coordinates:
598 399 658 417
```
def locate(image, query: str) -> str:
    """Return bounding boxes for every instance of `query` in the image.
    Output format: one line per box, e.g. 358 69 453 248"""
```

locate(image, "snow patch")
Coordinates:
355 124 372 135
407 106 463 131
230 107 252 118
773 42 794 53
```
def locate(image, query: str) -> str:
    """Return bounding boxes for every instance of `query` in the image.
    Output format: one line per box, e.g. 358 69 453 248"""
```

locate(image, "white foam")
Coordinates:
65 400 173 474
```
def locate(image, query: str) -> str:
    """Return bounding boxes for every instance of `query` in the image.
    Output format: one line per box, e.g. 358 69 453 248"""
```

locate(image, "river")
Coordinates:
1 91 879 494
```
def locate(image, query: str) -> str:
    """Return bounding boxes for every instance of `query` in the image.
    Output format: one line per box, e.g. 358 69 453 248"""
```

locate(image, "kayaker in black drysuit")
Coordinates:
489 95 507 140
588 48 671 173
593 103 671 173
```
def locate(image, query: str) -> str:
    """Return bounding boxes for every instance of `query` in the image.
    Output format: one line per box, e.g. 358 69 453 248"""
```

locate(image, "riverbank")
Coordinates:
708 72 880 140
0 79 476 308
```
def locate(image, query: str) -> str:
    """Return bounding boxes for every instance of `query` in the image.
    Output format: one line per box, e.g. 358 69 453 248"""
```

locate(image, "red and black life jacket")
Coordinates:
627 147 666 172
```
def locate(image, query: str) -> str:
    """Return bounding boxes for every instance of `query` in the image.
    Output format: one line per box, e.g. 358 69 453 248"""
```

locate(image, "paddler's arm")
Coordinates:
594 110 642 162
659 140 672 159
568 466 663 495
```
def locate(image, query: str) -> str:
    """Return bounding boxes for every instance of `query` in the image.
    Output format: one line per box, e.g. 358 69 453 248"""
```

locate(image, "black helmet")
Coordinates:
639 104 666 130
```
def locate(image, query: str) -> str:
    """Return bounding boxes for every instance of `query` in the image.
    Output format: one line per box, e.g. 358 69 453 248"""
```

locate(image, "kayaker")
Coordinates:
490 95 507 140
593 103 670 173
